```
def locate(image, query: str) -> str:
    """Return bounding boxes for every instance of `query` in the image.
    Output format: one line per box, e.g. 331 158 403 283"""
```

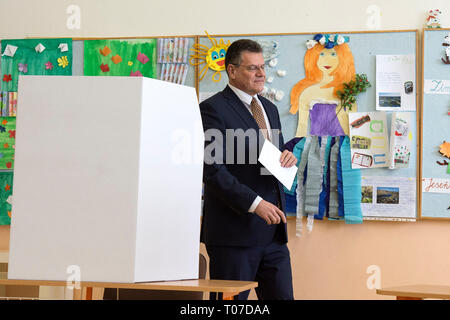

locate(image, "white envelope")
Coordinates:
258 140 298 190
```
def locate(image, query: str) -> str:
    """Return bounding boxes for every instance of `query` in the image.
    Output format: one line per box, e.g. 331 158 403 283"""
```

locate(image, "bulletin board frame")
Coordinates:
420 28 450 220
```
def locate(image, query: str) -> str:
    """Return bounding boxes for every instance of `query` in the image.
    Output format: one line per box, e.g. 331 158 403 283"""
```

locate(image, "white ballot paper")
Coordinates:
258 140 297 190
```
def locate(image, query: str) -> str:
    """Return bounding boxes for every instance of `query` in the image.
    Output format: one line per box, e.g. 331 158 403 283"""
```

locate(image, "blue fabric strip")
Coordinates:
328 137 340 219
283 138 305 195
336 136 345 218
340 136 363 224
317 136 333 220
305 136 323 216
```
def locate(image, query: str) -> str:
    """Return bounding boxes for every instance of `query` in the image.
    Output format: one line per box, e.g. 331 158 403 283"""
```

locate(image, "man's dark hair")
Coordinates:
225 39 263 71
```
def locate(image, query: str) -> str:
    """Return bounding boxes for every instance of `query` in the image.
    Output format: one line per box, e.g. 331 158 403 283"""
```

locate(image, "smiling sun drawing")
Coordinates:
189 31 230 82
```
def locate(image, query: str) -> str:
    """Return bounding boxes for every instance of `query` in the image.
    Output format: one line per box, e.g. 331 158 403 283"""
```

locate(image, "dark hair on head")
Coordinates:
225 39 263 70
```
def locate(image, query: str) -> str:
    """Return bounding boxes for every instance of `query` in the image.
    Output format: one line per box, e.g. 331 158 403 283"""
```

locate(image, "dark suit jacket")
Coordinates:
200 85 288 247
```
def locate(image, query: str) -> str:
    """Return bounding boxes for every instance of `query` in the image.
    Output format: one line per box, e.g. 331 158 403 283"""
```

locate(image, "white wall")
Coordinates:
0 0 449 38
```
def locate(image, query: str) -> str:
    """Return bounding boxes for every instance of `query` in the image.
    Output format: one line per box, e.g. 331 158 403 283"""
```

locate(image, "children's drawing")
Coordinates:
0 172 13 225
84 39 157 78
290 34 355 138
285 34 364 229
0 117 16 169
440 141 450 158
426 9 442 29
1 38 72 91
441 33 450 64
349 111 389 169
189 31 230 82
389 112 412 169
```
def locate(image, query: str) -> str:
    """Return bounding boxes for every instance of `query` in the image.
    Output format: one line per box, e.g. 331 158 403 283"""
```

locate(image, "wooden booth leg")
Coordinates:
85 287 93 300
397 296 423 300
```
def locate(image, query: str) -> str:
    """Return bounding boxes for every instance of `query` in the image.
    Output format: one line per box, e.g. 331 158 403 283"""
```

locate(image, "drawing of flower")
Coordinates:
45 61 54 70
111 54 122 64
100 63 110 72
57 56 69 68
3 74 12 82
130 70 143 77
137 52 149 64
18 63 28 73
8 130 15 139
0 126 5 133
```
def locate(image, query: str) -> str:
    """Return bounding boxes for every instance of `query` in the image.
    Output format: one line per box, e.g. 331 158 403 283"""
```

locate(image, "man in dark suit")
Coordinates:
200 39 296 300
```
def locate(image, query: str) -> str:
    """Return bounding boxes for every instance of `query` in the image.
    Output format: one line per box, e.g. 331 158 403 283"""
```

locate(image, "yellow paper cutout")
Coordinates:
189 31 230 82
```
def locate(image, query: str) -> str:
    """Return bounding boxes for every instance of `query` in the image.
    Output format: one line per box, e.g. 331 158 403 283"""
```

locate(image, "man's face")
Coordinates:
227 51 266 96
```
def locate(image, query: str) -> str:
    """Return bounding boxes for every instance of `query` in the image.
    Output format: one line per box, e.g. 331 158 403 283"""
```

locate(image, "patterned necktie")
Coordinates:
250 98 269 140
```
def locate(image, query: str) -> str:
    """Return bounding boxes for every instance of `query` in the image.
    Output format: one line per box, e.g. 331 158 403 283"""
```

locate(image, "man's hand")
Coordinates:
254 200 287 225
280 150 297 168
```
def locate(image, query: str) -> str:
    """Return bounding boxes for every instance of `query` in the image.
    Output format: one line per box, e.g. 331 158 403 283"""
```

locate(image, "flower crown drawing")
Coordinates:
306 33 350 50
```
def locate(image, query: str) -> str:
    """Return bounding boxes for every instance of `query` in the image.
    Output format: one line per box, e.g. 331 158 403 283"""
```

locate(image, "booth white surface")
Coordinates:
8 76 204 283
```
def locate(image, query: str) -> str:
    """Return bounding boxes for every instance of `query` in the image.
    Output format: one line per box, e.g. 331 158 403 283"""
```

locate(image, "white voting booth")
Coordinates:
8 76 204 283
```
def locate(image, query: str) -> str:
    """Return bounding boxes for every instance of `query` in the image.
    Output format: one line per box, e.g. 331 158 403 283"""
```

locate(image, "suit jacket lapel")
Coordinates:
222 86 260 130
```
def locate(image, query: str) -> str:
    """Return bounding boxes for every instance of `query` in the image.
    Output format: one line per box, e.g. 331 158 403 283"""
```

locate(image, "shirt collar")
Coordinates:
228 83 258 106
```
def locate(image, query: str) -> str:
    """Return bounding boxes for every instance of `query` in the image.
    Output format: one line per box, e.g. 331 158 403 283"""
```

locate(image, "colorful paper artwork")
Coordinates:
190 32 230 82
389 112 413 169
137 52 149 64
0 172 13 225
441 33 450 64
0 93 17 117
425 9 442 29
111 54 122 64
349 112 389 169
158 38 191 85
439 141 450 158
1 38 73 91
290 33 355 138
0 117 16 169
84 39 157 78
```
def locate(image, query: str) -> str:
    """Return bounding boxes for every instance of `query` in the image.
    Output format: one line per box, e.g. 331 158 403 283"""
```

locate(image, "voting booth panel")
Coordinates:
8 76 203 283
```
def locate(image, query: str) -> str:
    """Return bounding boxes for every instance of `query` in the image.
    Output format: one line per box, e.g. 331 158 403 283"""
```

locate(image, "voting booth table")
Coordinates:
7 76 204 290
